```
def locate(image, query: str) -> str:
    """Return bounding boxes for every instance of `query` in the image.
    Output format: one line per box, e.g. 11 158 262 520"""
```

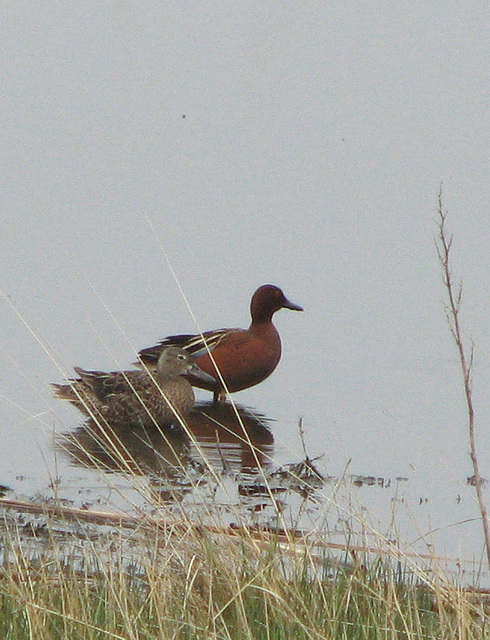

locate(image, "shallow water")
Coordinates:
1 392 488 588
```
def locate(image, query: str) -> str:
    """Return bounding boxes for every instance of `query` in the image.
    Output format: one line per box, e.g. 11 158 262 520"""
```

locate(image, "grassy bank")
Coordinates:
0 504 488 640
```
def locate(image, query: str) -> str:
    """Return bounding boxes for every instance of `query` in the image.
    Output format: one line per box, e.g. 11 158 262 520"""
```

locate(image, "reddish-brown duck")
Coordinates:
138 284 303 403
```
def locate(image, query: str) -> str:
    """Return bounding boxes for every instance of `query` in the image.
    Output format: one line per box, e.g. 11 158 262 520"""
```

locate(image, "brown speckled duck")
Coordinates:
53 347 213 428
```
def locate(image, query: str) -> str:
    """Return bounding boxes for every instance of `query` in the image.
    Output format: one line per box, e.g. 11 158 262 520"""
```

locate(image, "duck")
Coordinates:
137 284 303 403
53 346 214 428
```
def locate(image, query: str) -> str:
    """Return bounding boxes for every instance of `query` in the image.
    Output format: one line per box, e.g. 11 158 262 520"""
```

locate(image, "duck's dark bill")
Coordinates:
185 363 216 386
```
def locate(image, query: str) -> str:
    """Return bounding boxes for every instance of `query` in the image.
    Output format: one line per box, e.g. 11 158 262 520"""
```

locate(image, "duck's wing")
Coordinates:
51 368 112 413
137 329 231 366
73 367 148 402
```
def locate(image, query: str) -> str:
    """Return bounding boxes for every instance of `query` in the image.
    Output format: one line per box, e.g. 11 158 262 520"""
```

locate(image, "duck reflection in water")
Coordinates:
186 401 274 474
59 401 274 502
59 419 190 482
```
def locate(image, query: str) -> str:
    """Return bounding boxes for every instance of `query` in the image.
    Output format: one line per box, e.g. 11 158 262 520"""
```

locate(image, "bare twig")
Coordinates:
435 188 490 571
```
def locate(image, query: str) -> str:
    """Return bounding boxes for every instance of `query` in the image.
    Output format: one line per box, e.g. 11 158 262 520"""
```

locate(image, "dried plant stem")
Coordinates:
435 190 490 572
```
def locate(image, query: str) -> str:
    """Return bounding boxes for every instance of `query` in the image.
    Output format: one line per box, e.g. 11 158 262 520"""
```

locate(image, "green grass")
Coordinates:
0 510 488 640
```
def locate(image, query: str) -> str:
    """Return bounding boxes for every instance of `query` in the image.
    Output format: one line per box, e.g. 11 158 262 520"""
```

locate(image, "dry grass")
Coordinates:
435 192 490 572
1 480 489 640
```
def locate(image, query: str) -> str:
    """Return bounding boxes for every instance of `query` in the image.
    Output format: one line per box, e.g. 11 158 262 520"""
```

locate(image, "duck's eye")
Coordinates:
177 354 186 361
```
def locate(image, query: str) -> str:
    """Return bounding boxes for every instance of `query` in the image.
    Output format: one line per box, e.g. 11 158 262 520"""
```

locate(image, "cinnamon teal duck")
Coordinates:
137 284 303 403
